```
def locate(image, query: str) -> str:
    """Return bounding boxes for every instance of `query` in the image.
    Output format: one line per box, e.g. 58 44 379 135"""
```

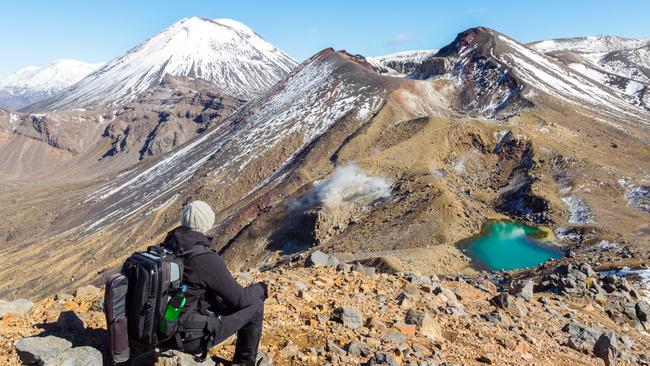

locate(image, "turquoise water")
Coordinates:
460 221 564 271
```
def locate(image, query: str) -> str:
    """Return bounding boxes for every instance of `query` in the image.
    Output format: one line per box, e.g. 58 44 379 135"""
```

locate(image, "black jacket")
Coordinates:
162 227 264 313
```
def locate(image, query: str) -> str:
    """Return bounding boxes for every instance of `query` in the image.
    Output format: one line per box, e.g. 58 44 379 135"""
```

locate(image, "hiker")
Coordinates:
162 200 268 365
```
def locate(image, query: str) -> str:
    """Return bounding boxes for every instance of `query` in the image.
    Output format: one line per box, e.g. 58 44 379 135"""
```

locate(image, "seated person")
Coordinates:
163 200 268 366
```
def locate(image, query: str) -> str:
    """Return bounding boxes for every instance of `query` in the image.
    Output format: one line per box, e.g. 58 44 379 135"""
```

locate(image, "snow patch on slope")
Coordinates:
561 195 594 224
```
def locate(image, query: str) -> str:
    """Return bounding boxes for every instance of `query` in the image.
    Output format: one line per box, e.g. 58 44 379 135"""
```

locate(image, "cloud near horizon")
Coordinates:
382 32 414 47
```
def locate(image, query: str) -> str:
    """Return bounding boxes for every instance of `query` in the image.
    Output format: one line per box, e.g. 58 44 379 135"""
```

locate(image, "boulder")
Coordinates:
593 332 618 366
74 285 100 299
432 285 457 301
336 263 353 272
353 263 377 277
383 331 407 344
332 306 364 329
563 322 601 354
635 300 650 323
509 280 534 302
490 293 528 317
420 314 443 341
0 299 34 318
476 354 494 364
490 293 512 309
256 351 274 366
279 340 301 358
476 279 497 294
305 251 340 268
364 352 399 366
44 346 103 366
326 339 346 356
406 274 433 287
404 309 426 326
578 263 597 278
481 310 508 326
622 302 637 320
404 309 443 340
365 316 387 330
56 311 85 332
347 341 372 357
15 336 72 365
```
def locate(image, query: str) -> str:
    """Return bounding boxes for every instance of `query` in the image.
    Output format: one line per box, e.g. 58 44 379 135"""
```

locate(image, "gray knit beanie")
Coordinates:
180 200 215 234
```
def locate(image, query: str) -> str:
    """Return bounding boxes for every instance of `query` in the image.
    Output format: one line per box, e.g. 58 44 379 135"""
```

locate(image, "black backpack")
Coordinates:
104 245 206 364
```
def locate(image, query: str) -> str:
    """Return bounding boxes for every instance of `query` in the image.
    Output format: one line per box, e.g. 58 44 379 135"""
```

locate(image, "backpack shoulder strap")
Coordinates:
175 245 212 260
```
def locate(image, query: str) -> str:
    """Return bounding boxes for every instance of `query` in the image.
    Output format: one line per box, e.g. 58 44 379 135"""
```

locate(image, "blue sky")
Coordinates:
1 0 649 78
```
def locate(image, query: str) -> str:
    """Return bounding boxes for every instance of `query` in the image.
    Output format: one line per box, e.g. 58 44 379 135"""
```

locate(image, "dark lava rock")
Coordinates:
636 300 650 323
481 310 507 325
476 354 494 364
56 311 85 332
404 309 426 326
593 332 619 366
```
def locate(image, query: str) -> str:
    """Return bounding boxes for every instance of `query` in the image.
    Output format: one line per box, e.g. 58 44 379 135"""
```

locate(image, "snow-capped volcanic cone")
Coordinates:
25 17 297 112
0 59 102 110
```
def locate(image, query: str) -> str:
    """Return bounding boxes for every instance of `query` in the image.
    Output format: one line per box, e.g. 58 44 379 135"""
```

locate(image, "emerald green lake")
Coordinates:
459 221 564 271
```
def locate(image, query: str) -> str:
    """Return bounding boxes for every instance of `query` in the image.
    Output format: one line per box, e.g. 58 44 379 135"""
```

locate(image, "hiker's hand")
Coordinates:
258 282 269 299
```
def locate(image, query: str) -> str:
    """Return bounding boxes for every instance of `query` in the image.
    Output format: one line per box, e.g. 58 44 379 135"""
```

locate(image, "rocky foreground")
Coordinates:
1 251 649 366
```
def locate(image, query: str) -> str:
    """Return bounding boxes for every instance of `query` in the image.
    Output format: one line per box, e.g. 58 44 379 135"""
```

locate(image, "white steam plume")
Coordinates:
292 163 392 211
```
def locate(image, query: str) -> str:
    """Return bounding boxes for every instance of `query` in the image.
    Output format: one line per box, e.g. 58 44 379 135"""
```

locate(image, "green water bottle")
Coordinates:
160 284 187 332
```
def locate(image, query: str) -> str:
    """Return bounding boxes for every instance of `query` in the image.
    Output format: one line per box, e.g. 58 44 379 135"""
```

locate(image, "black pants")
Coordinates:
183 299 264 363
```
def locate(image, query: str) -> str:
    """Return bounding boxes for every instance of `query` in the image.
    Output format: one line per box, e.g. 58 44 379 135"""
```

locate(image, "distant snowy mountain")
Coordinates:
529 36 650 109
0 60 102 110
529 35 648 53
26 17 298 112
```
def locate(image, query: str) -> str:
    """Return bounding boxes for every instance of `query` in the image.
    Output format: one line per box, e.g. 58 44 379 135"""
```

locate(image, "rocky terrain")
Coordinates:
0 19 649 366
1 249 649 366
